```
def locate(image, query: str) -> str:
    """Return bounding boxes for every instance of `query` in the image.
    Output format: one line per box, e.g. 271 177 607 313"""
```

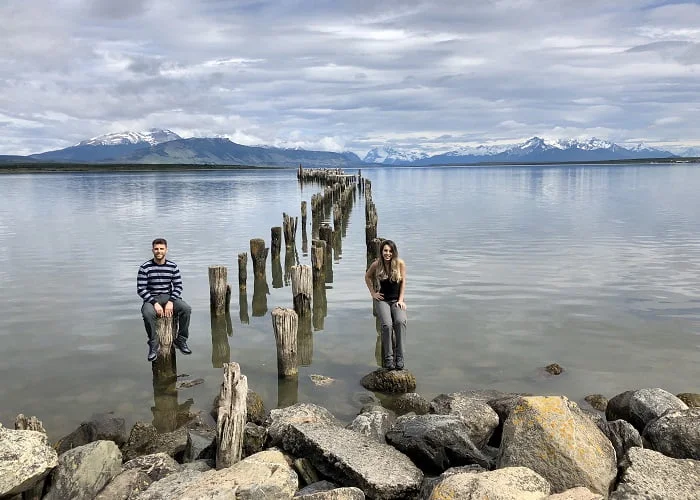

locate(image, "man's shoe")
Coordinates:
147 342 159 362
174 337 192 355
382 358 395 370
394 360 404 370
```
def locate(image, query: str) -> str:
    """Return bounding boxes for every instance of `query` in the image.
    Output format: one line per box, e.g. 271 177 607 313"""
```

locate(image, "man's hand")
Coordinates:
154 303 164 317
164 301 174 318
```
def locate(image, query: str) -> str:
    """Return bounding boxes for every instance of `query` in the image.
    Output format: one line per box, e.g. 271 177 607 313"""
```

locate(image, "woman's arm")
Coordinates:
364 261 383 300
397 259 407 309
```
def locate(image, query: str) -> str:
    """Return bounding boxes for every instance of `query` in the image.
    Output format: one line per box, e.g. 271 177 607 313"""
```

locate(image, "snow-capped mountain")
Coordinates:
364 137 675 165
363 146 430 164
77 129 181 147
678 147 700 157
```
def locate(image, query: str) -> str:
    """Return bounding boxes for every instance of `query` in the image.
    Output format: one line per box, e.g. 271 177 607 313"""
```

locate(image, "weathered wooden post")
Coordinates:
211 313 231 368
311 239 325 286
284 246 296 286
209 265 229 316
250 238 268 280
301 201 308 255
271 226 282 260
238 253 247 292
301 201 307 229
283 212 298 248
155 316 175 359
319 224 334 283
291 265 312 315
216 362 248 469
271 307 298 377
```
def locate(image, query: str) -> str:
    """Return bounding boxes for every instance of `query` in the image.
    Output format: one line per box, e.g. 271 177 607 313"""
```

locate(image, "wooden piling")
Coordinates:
216 362 248 469
311 240 325 286
239 291 249 324
155 316 175 359
283 212 298 248
271 226 282 260
208 265 229 316
250 238 269 280
291 265 312 315
301 201 307 228
271 307 298 377
237 253 247 292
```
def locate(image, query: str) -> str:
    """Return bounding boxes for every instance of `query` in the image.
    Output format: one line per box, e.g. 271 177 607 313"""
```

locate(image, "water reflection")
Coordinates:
252 277 269 317
211 312 232 368
312 283 327 331
271 257 283 289
151 355 179 433
284 247 297 286
277 375 298 408
239 291 249 324
298 312 313 366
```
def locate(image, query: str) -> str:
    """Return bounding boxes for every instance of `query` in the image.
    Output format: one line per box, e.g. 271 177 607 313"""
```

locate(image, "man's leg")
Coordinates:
391 302 407 369
173 298 192 354
374 300 394 369
141 301 159 362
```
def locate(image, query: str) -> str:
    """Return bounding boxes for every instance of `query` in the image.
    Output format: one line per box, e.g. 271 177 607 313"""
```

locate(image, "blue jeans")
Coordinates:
374 300 407 365
141 294 191 342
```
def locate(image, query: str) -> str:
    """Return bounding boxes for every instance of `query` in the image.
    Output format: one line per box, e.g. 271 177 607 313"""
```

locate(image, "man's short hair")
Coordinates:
152 238 168 247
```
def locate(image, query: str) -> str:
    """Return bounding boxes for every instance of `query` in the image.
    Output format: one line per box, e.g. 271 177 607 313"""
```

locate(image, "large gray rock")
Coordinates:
430 392 500 448
385 392 430 416
597 419 642 467
243 422 268 458
94 469 152 500
295 480 338 496
121 422 188 462
267 403 339 447
611 447 700 499
606 388 688 433
642 408 700 460
676 392 700 408
360 369 416 394
497 396 617 496
386 414 492 473
418 465 486 499
428 466 551 499
347 406 395 443
0 426 58 497
546 487 603 499
132 468 203 499
296 487 365 500
55 412 128 455
122 452 182 481
282 422 423 500
184 428 217 463
486 394 527 446
45 440 122 500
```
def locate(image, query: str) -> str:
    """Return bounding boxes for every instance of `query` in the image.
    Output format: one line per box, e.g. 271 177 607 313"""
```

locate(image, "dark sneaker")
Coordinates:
147 342 159 362
395 359 404 370
382 359 395 370
174 337 192 355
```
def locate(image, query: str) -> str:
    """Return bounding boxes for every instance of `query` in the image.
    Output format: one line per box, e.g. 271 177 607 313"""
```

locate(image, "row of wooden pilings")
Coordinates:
152 166 365 469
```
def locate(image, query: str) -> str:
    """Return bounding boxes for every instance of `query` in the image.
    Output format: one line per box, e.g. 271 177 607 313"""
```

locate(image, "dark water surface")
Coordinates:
1 165 699 440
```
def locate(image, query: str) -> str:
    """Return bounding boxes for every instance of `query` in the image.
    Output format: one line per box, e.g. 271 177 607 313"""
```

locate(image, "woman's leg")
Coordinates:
390 302 407 369
374 300 395 368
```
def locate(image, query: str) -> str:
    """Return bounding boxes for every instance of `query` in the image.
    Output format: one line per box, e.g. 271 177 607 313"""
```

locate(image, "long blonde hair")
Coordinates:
375 240 402 282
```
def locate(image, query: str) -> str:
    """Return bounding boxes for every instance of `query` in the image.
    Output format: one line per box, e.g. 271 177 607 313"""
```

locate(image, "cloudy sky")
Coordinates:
2 0 700 156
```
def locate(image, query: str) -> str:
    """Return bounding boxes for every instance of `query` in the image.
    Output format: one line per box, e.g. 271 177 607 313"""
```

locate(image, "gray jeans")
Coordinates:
141 294 191 342
374 300 407 364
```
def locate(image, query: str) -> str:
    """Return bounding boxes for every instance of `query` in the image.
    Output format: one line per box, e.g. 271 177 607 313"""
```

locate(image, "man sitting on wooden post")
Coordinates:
137 238 193 361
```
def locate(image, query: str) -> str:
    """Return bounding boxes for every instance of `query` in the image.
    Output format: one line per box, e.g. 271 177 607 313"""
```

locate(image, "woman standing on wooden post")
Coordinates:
364 240 407 370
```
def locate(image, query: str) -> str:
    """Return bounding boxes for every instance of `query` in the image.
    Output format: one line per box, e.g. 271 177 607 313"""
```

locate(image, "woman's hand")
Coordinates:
397 300 406 310
371 291 384 300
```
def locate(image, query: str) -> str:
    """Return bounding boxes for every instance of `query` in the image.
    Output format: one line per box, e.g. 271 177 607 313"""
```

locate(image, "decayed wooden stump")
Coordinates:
271 307 298 377
216 362 248 469
283 212 298 248
155 316 175 358
311 240 325 286
237 252 247 292
271 226 282 260
291 265 312 315
14 414 45 432
301 200 307 229
250 238 269 280
208 265 229 316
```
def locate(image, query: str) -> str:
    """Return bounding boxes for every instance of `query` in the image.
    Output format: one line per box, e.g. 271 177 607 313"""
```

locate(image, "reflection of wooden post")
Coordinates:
238 253 247 292
291 265 312 316
301 201 307 230
250 238 268 280
216 362 248 469
209 266 229 316
272 255 283 289
239 291 249 324
152 353 178 433
156 316 175 358
271 227 282 260
277 375 299 408
271 307 298 377
298 312 313 366
211 313 231 368
312 282 327 331
283 212 298 248
311 240 325 286
319 225 333 283
252 277 269 317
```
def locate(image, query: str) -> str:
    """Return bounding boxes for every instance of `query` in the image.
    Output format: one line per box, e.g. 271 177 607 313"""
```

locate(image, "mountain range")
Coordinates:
0 129 693 167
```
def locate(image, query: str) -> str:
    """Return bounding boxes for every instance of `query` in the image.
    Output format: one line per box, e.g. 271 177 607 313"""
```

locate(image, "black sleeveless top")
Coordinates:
379 278 401 302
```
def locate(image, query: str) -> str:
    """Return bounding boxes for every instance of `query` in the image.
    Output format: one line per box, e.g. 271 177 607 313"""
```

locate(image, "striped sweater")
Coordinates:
137 259 183 304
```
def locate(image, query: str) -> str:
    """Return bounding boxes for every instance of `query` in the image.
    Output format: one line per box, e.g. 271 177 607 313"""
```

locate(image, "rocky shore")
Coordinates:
1 369 699 499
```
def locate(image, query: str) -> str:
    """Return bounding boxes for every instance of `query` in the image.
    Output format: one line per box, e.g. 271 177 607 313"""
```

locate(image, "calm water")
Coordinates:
1 165 699 440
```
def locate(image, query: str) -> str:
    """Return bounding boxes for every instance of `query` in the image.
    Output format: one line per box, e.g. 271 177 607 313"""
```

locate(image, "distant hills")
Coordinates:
0 129 690 168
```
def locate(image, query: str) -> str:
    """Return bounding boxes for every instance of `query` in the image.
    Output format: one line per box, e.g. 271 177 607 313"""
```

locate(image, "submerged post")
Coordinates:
250 238 269 280
237 253 247 292
271 307 298 377
271 226 282 260
216 362 248 469
208 265 229 316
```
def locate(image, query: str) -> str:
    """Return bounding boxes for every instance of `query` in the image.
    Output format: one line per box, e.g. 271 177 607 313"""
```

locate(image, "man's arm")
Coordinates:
137 265 156 304
170 264 183 300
